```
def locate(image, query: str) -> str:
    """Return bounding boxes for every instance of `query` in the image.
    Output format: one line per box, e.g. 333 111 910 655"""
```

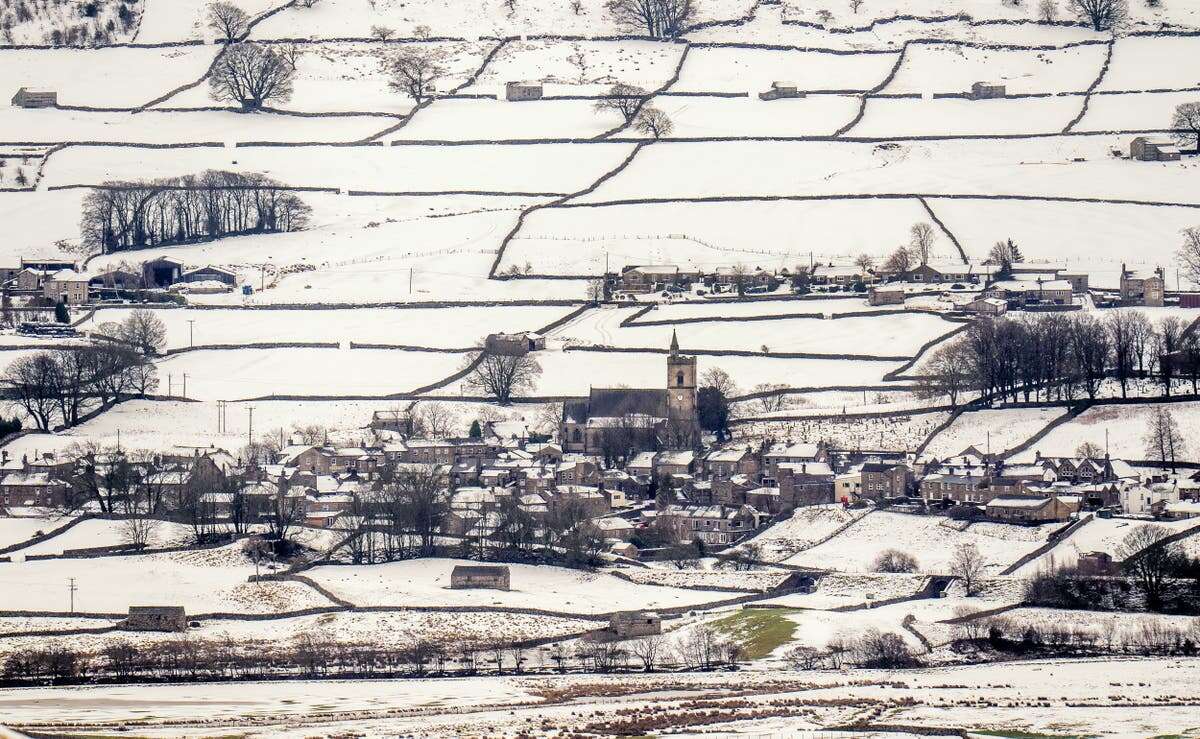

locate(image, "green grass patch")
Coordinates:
709 607 801 660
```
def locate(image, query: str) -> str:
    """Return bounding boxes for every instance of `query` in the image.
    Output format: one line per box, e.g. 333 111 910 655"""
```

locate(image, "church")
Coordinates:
560 332 700 456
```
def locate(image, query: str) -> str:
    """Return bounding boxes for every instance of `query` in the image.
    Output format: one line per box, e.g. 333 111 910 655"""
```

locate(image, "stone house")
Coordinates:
834 469 862 502
506 81 543 101
921 472 997 505
89 268 144 292
43 269 89 304
659 504 764 545
450 564 511 590
860 461 912 499
370 409 415 436
14 268 47 292
985 279 1073 305
985 495 1078 523
121 606 188 632
609 610 662 637
811 265 867 286
1076 551 1117 576
1131 136 1182 162
1119 264 1165 306
11 88 57 107
703 447 760 479
0 470 70 508
619 264 698 293
776 461 835 510
969 81 1006 99
868 286 906 306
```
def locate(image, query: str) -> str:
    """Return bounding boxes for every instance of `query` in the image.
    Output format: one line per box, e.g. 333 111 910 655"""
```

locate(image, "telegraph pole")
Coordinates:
182 373 187 399
248 406 255 448
168 373 172 397
188 319 195 347
408 268 414 294
68 577 77 613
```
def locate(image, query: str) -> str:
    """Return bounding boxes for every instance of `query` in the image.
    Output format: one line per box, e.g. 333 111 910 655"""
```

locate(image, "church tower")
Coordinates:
666 330 697 423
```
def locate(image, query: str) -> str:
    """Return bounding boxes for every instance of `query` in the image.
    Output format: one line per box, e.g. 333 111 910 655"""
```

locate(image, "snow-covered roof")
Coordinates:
986 496 1052 509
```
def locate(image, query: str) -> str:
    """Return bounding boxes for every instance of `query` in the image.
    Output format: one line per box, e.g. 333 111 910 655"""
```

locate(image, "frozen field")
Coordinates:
155 347 469 400
921 406 1069 458
466 40 686 96
646 94 862 138
884 43 1108 96
1015 515 1200 574
393 98 619 141
305 558 732 613
786 511 1059 573
675 47 898 94
740 504 863 562
0 545 334 614
551 306 958 357
1011 401 1200 462
79 305 572 351
0 517 74 550
850 96 1084 137
7 519 194 557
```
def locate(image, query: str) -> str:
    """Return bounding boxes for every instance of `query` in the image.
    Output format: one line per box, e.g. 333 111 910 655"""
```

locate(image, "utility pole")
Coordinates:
168 373 172 397
182 373 187 398
188 319 195 347
68 577 77 613
248 406 255 449
409 268 414 294
260 265 266 291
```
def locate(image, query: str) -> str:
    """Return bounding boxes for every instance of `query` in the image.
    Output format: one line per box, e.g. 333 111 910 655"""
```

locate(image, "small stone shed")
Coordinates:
450 564 511 590
12 88 57 108
759 81 803 101
505 82 543 101
121 605 188 632
969 81 1006 99
609 610 662 638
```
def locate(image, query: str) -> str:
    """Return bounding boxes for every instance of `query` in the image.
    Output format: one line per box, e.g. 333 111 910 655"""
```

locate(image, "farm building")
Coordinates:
619 264 699 293
485 331 546 356
179 266 238 286
89 268 144 291
121 606 188 632
1180 294 1200 308
964 297 1008 316
142 257 184 288
868 286 905 306
759 81 803 101
21 258 75 272
1076 551 1117 576
985 495 1078 523
450 564 511 590
1119 264 1165 306
11 87 57 107
985 279 1073 306
969 82 1006 99
609 610 662 638
505 82 543 101
1130 136 1182 162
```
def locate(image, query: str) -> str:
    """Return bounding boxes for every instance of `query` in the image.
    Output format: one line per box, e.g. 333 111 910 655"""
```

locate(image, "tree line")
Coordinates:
919 310 1200 407
1 311 164 431
80 171 311 255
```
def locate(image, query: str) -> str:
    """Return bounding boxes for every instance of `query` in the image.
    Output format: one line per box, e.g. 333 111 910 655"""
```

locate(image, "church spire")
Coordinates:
669 329 679 355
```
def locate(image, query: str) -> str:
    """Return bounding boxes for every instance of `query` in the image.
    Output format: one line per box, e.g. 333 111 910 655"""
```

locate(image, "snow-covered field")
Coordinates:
786 511 1059 573
6 519 194 556
1011 401 1200 462
737 504 863 562
305 558 733 613
0 544 334 614
1015 515 1200 574
921 406 1069 458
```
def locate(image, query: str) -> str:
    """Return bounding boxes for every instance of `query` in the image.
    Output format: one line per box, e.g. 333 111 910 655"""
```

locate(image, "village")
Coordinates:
5 0 1200 735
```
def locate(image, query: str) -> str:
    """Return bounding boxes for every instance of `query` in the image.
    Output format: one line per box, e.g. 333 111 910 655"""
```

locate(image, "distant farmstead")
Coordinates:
759 81 803 101
1131 136 1181 162
609 610 662 637
450 564 511 590
11 87 57 108
121 606 188 632
969 82 1006 99
485 331 545 356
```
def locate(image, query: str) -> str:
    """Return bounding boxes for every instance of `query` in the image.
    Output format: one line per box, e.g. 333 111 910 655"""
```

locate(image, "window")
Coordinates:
676 371 685 386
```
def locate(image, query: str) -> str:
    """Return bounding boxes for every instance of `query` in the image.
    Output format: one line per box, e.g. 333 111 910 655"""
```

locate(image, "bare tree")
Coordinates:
419 401 455 437
462 352 542 404
370 24 396 40
854 253 875 273
114 309 167 357
1144 406 1186 472
1171 102 1200 154
1038 0 1058 20
209 43 296 110
1075 441 1103 459
1 352 59 431
950 542 986 596
882 244 913 276
1117 524 1181 612
909 222 936 266
388 48 444 103
701 367 738 399
207 1 249 41
849 0 864 12
873 548 919 573
1178 227 1200 287
1070 0 1127 30
1106 309 1139 398
594 83 648 123
605 0 696 38
750 383 791 413
916 339 972 407
121 517 160 548
628 634 669 671
635 106 673 138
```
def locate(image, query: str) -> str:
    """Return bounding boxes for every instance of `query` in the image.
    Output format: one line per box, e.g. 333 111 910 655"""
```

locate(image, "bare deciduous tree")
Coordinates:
370 24 396 40
1178 226 1200 287
594 82 648 123
1117 524 1181 612
605 0 696 38
121 517 160 548
209 42 296 110
873 548 919 573
1070 0 1127 30
1038 0 1058 20
909 222 936 266
1171 102 1200 154
462 352 542 404
634 106 673 138
388 48 445 103
882 244 913 276
1144 406 1186 472
207 1 249 41
950 542 986 596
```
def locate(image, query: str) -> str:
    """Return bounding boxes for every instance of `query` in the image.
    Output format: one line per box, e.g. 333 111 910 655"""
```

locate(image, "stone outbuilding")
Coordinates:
121 606 188 632
450 564 511 590
759 81 803 101
609 610 662 638
969 81 1006 99
868 285 905 306
12 87 57 108
485 331 546 356
505 82 543 101
1131 136 1182 162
